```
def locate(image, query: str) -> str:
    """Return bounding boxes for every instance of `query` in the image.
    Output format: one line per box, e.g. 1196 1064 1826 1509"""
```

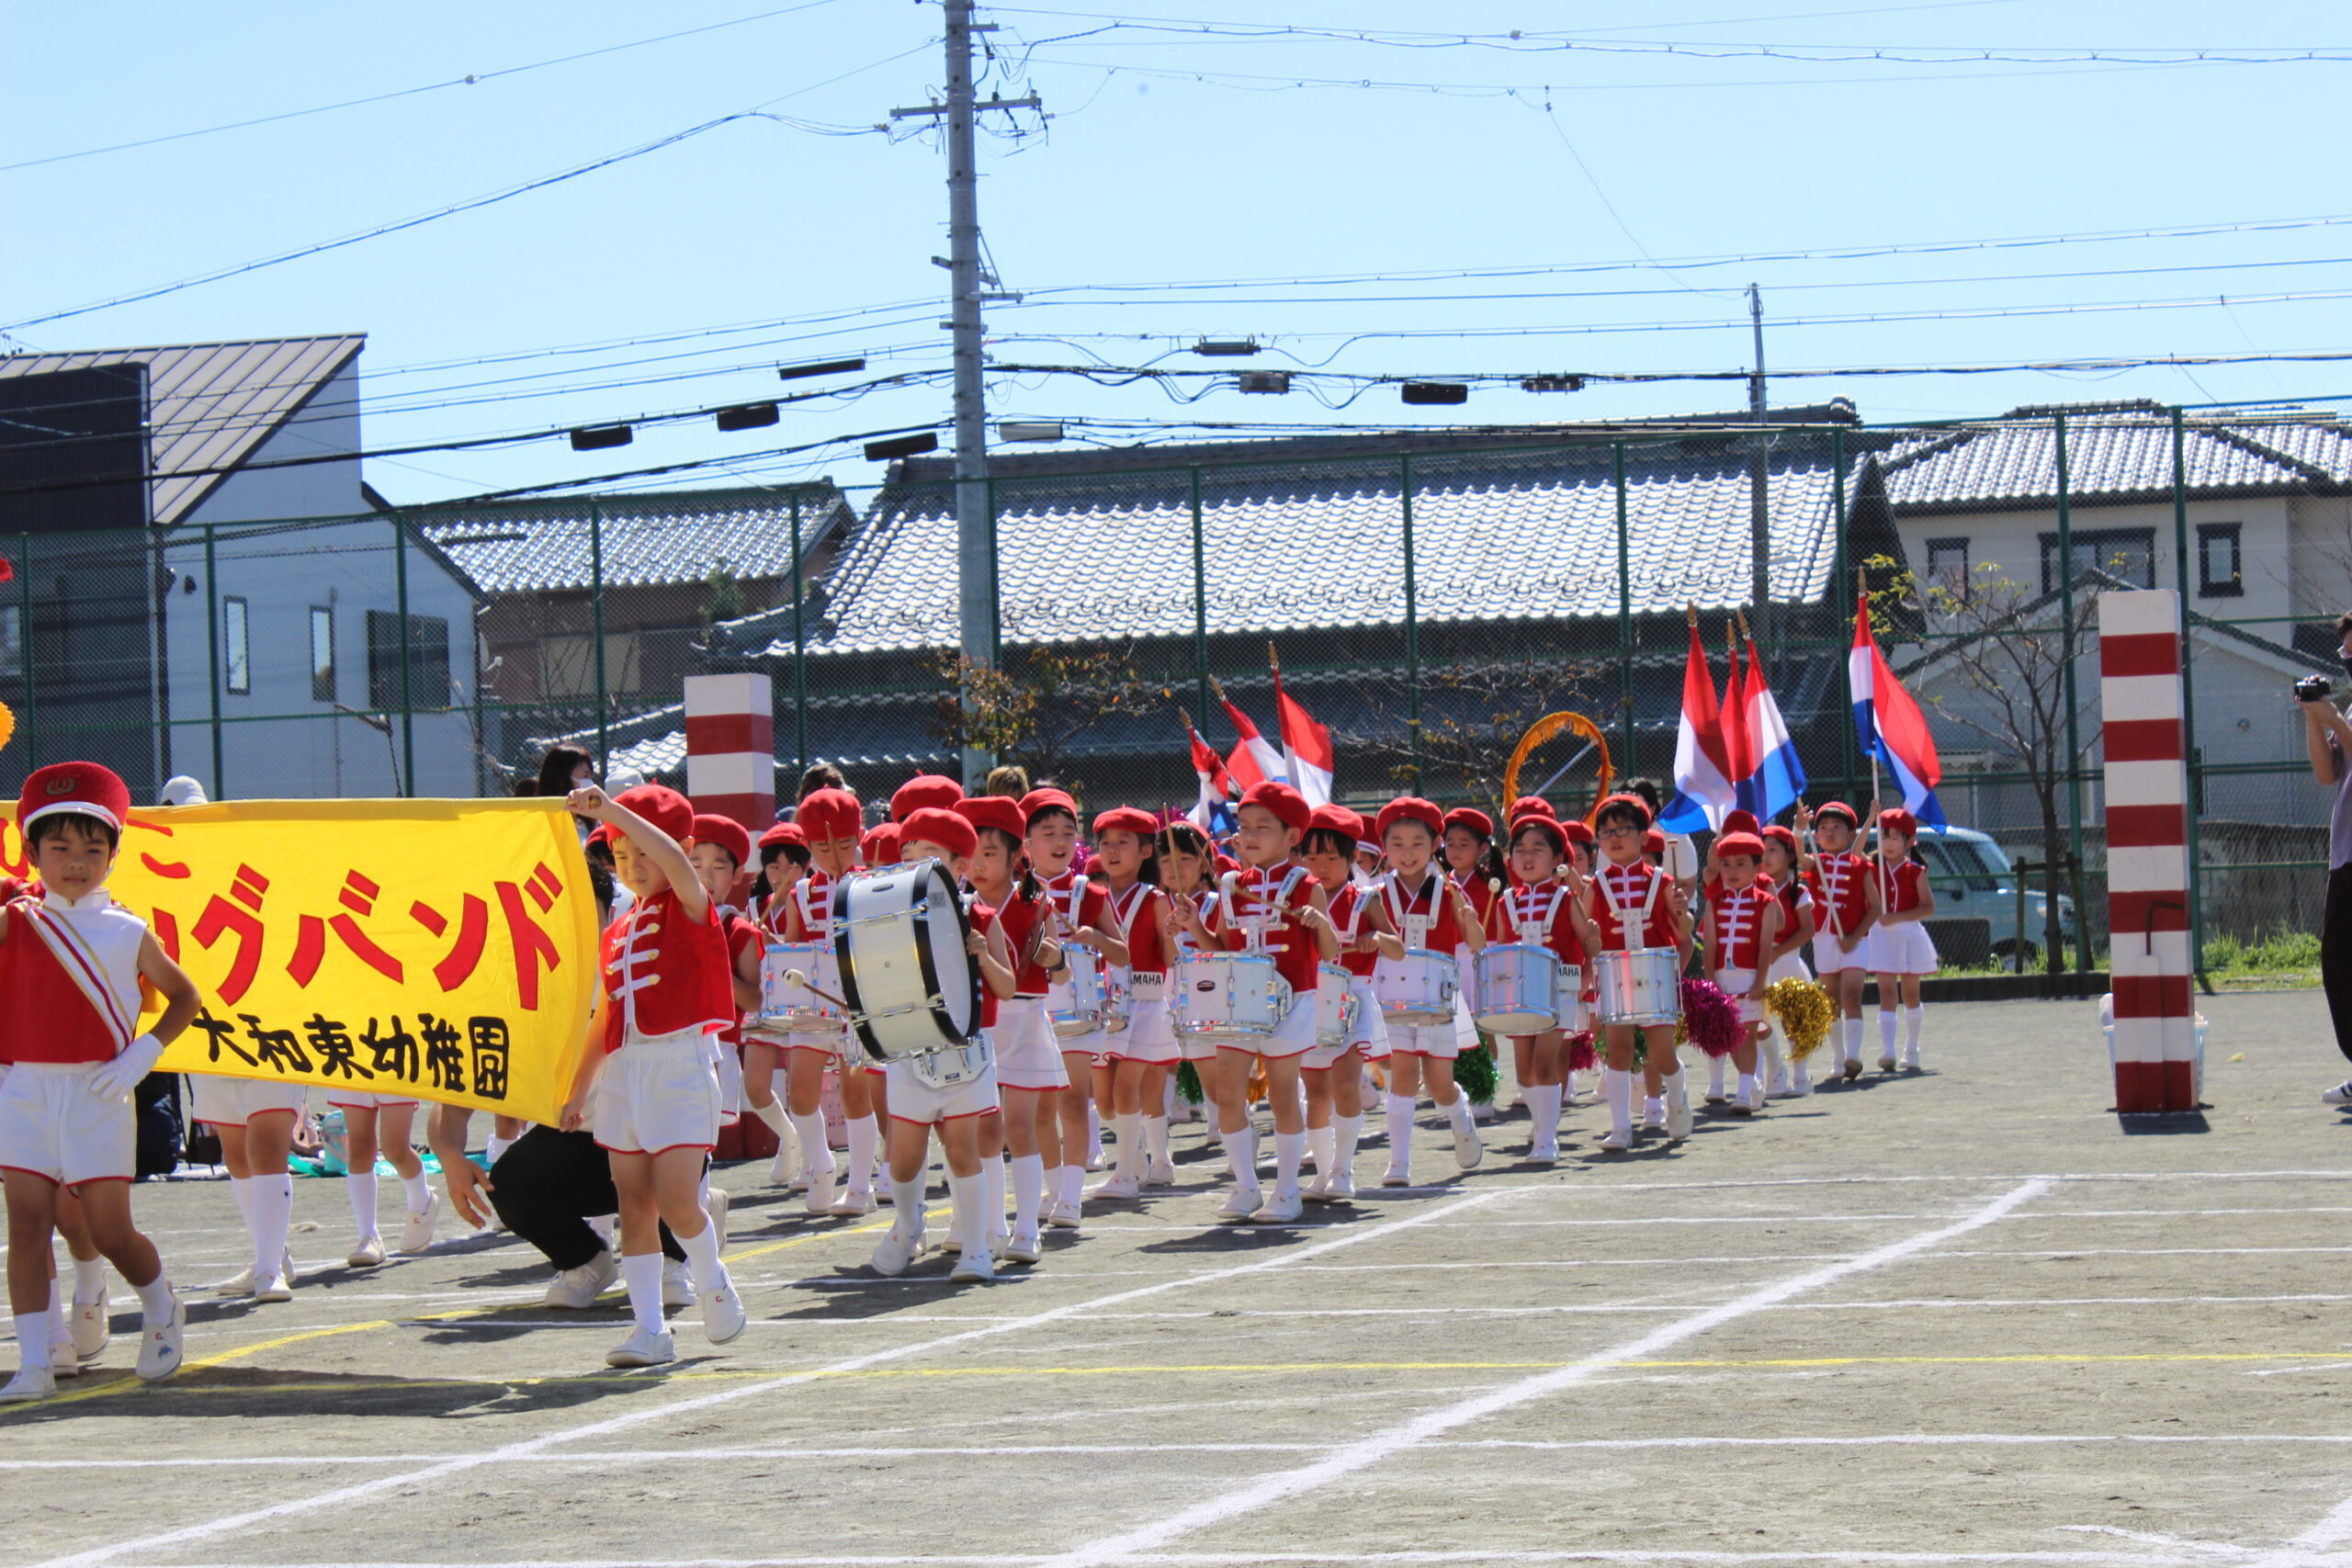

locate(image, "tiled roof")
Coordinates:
420 486 852 595
1881 403 2352 511
0 334 364 525
750 439 1848 657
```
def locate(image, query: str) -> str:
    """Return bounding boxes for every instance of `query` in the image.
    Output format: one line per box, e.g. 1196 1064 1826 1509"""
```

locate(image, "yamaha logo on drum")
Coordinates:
1195 979 1216 992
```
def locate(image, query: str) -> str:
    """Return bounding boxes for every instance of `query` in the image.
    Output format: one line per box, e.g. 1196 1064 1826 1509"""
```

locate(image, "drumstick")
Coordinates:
782 969 852 1010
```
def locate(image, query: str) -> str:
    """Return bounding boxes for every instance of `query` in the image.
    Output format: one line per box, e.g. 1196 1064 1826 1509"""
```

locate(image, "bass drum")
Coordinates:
834 858 983 1063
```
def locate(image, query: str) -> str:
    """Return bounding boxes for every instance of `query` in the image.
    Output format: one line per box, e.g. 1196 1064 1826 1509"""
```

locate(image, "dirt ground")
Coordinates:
4 990 2349 1568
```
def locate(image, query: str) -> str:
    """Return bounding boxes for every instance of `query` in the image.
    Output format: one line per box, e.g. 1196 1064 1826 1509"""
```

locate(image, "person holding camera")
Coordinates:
2298 614 2352 1107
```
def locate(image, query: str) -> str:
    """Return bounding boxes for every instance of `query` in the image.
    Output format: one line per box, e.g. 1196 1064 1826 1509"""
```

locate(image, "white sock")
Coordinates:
15 1314 49 1371
401 1171 432 1214
1333 1112 1363 1172
1904 1006 1925 1053
1841 1017 1863 1063
1660 1066 1687 1105
1113 1112 1143 1179
1528 1083 1562 1145
1605 1067 1634 1134
620 1252 666 1337
1058 1161 1086 1209
230 1174 254 1231
1707 1055 1727 1095
72 1257 106 1303
1762 1029 1786 1080
844 1115 878 1194
1737 1071 1758 1101
890 1186 925 1242
1384 1092 1414 1164
1273 1130 1306 1197
251 1173 293 1280
1142 1114 1170 1167
1879 1010 1898 1055
1012 1154 1046 1235
1644 1095 1666 1122
1086 1102 1103 1158
1564 1068 1580 1101
485 1133 516 1166
790 1111 834 1173
589 1213 616 1249
751 1098 791 1138
1219 1126 1260 1192
949 1173 987 1258
676 1216 728 1299
46 1280 65 1339
980 1155 1006 1238
132 1273 173 1321
345 1173 379 1240
1442 1093 1476 1133
1161 1077 1177 1118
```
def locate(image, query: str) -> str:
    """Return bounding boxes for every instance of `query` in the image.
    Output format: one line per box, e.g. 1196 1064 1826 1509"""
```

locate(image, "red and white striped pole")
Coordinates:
2098 590 2198 1113
682 672 775 833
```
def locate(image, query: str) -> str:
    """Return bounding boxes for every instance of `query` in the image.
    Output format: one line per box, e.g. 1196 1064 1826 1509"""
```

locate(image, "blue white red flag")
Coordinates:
1660 619 1737 833
1849 594 1946 827
1218 693 1286 792
1733 633 1808 820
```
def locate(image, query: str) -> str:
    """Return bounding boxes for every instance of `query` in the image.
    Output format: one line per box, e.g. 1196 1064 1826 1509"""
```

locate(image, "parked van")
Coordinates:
1910 825 2076 965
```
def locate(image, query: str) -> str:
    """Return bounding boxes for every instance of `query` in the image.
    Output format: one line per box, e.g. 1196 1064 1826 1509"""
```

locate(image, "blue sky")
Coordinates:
10 0 2352 504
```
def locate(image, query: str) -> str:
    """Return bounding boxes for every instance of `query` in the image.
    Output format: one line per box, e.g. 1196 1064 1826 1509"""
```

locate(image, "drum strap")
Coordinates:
1107 880 1159 963
1511 884 1570 942
1596 866 1661 944
1380 871 1440 947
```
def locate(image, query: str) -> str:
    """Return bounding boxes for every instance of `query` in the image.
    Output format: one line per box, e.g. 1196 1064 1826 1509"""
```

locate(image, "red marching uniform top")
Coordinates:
1450 867 1500 932
1487 878 1587 967
600 887 735 1053
1709 884 1778 972
1877 858 1928 916
1328 882 1380 979
989 884 1055 998
780 867 838 943
717 908 761 1048
1814 852 1872 940
1380 870 1467 954
1587 861 1679 953
1775 869 1818 930
968 903 1004 1029
1104 881 1169 981
0 887 148 1066
1046 870 1111 943
1211 865 1321 993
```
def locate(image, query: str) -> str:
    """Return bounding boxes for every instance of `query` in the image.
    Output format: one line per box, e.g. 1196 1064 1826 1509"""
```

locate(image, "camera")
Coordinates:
2296 674 2334 703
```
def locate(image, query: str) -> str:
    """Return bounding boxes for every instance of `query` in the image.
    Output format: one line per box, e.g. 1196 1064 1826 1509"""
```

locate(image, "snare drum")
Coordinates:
1593 947 1683 1027
1313 961 1359 1048
753 942 840 1038
907 1034 992 1091
1174 953 1292 1043
835 858 983 1063
1373 949 1459 1026
1049 946 1106 1039
1554 964 1589 1033
1473 943 1561 1035
1101 966 1131 1033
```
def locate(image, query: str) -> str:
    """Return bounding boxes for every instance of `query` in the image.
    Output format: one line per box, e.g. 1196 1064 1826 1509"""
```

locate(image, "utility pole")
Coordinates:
1747 282 1773 658
890 0 1037 784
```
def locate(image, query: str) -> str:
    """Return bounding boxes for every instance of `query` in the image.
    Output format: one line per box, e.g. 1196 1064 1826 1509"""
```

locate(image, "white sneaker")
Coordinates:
701 1278 748 1345
1253 1190 1305 1224
1046 1200 1082 1231
1452 1119 1484 1169
2325 1079 2352 1106
544 1251 619 1309
1529 1141 1559 1166
135 1292 186 1382
1703 1089 1729 1105
1667 1093 1694 1144
1084 1149 1106 1173
1878 1052 1897 1072
1094 1172 1140 1201
1301 1170 1333 1203
804 1163 838 1215
1767 1074 1797 1100
662 1258 694 1308
0 1365 55 1402
1145 1157 1176 1187
769 1140 798 1187
70 1297 110 1361
399 1191 440 1256
1792 1066 1815 1098
1902 1045 1920 1070
605 1327 675 1368
1381 1162 1411 1188
1841 1056 1863 1081
1001 1229 1041 1265
706 1188 731 1246
949 1246 995 1283
1641 1102 1666 1133
1217 1186 1264 1221
1469 1100 1496 1124
47 1335 77 1379
1745 1080 1769 1113
870 1223 925 1277
1599 1126 1634 1151
347 1235 387 1269
254 1272 293 1303
1327 1168 1357 1200
826 1188 876 1218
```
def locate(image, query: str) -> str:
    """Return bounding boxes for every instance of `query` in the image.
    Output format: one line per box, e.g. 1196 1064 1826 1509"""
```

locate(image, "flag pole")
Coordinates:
1856 564 1888 903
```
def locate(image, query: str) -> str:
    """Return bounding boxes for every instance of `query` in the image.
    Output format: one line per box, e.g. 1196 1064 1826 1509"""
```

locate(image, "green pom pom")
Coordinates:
1453 1042 1498 1104
1175 1061 1205 1104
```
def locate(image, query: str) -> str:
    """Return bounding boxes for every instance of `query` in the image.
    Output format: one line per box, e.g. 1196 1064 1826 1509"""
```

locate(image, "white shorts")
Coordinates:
190 1072 309 1129
1812 931 1870 976
1766 950 1813 985
1865 921 1939 976
1305 975 1388 1068
322 1089 419 1111
594 1035 721 1156
1713 967 1764 1023
1453 987 1481 1052
886 1054 1000 1126
714 1038 744 1125
1213 986 1317 1062
1386 1017 1462 1060
992 998 1067 1092
0 1063 134 1188
1109 988 1179 1066
1059 1023 1111 1073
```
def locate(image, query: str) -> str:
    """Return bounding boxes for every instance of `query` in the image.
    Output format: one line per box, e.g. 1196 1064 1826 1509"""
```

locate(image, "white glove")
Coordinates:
88 1033 165 1102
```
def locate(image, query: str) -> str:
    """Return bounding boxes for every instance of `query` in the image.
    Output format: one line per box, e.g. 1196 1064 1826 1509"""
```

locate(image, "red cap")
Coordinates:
1508 815 1567 854
1813 799 1860 829
1021 787 1080 826
1507 795 1556 824
586 822 614 850
18 761 131 836
614 784 694 843
1761 823 1799 854
1561 818 1594 848
1239 780 1310 836
1082 852 1106 876
1215 852 1242 876
898 807 975 863
1723 808 1760 838
890 773 964 823
956 795 1028 844
1442 807 1493 841
1644 827 1666 857
797 787 863 842
1376 795 1444 844
1595 792 1655 829
690 813 752 870
759 820 806 851
1092 806 1158 840
861 821 903 866
1714 830 1766 861
1878 807 1919 838
1306 803 1361 840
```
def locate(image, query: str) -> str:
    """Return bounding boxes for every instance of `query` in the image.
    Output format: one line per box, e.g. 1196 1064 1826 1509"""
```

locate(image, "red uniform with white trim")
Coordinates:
1209 864 1322 1059
1587 861 1679 953
776 869 848 1056
1811 850 1873 975
1172 887 1225 1064
1709 882 1778 1022
593 886 733 1156
1104 880 1176 1065
985 884 1064 1091
0 887 150 1187
1373 870 1468 1058
1863 858 1939 975
1044 870 1114 1055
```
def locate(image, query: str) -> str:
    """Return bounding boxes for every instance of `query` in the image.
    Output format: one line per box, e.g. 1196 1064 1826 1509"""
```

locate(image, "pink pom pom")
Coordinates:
1680 976 1744 1058
1566 1030 1599 1073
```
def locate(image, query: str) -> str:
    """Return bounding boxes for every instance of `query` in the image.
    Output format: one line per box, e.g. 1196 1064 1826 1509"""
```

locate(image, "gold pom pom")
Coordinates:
0 698 16 755
1764 976 1836 1061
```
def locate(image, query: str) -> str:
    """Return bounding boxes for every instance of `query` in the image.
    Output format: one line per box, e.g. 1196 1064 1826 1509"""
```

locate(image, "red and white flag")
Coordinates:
1184 713 1238 830
1273 669 1335 807
1218 693 1286 790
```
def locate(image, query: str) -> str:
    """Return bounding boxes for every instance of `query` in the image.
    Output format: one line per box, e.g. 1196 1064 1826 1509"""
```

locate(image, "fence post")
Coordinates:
790 491 808 776
1191 465 1209 723
1832 428 1855 800
2169 406 2204 974
1401 452 1421 790
2054 412 2087 972
1614 441 1634 779
394 515 416 797
590 498 609 769
987 476 1002 665
202 524 220 795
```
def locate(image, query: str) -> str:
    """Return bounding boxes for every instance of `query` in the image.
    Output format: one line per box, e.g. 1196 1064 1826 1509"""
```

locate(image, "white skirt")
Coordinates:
1863 920 1939 976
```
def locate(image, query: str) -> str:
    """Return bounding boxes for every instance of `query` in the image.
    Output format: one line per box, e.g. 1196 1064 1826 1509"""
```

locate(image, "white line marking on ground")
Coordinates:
21 1189 1513 1568
122 1549 2248 1567
2247 1479 2352 1566
1028 1177 2054 1568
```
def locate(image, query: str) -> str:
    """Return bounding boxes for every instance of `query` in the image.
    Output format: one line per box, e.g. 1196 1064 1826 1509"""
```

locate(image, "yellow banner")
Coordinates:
0 798 599 1125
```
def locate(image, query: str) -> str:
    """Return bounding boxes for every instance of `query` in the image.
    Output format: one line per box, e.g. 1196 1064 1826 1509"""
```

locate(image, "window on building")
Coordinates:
309 606 336 702
2197 522 2244 598
1925 536 1970 600
2039 526 2154 594
366 610 451 709
223 596 250 695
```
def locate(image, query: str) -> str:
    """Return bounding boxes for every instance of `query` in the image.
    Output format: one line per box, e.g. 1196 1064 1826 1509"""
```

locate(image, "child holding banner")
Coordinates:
1 762 201 1401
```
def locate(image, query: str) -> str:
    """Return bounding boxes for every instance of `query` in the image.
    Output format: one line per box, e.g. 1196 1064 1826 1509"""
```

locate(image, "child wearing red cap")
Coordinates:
1155 819 1221 1128
1703 831 1782 1115
1172 781 1339 1223
742 821 810 1183
1 762 201 1400
1759 824 1819 1097
1566 794 1696 1151
775 786 883 1214
1487 813 1589 1164
1372 796 1487 1184
1301 806 1400 1199
561 784 747 1369
1801 800 1882 1081
1024 790 1127 1227
1090 807 1175 1198
958 795 1060 1261
1863 808 1938 1070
